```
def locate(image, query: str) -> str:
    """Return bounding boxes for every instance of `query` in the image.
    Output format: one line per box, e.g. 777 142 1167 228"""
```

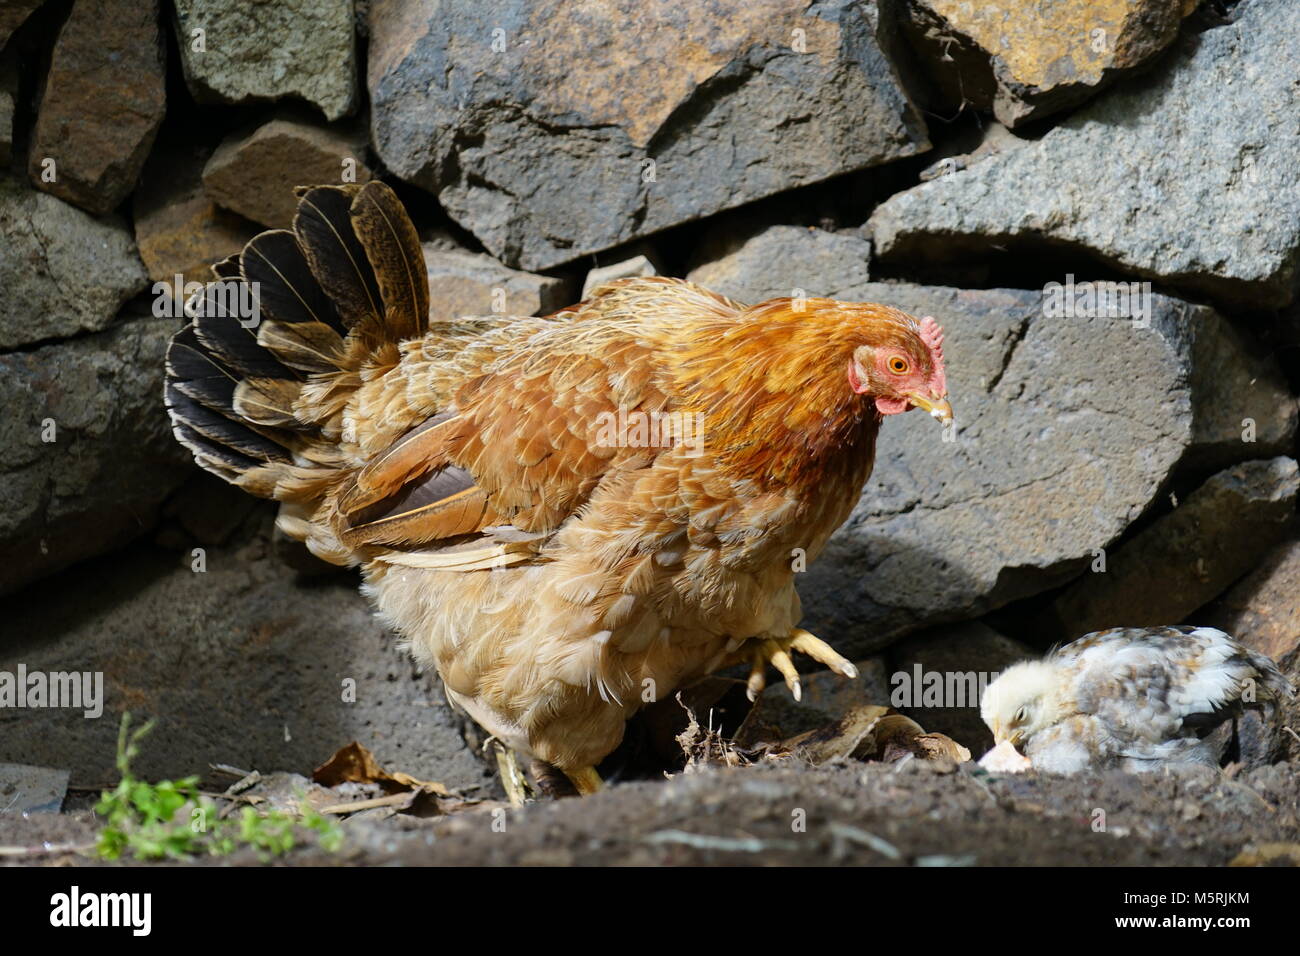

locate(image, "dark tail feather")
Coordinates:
164 181 429 512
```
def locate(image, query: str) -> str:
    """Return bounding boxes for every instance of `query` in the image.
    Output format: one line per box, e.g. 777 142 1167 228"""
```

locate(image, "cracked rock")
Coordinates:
368 0 929 270
27 0 166 215
687 225 872 303
172 0 358 121
870 0 1300 308
795 283 1297 655
897 0 1198 127
0 177 148 349
0 0 45 49
0 316 191 595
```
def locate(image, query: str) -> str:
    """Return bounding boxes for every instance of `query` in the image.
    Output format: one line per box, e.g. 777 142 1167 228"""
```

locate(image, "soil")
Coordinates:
6 758 1299 867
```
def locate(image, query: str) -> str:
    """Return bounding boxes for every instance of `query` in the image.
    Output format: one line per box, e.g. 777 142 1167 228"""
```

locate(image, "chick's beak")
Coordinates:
990 722 1026 749
908 392 953 425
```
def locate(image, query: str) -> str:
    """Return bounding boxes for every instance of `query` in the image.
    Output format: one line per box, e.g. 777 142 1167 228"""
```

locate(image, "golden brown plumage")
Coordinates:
165 182 952 786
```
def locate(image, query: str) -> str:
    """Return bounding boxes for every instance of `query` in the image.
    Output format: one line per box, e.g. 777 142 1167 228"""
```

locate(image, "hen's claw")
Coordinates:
746 628 859 702
790 629 859 679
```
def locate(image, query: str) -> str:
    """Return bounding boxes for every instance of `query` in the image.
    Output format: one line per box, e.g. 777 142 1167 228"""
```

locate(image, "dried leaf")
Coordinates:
754 706 973 766
783 704 891 764
674 692 748 772
312 741 451 796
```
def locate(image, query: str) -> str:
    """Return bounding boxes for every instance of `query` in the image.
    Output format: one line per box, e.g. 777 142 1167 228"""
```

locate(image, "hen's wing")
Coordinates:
333 278 744 566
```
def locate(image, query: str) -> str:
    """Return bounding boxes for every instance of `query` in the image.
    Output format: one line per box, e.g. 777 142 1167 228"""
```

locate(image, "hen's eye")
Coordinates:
1013 707 1028 723
888 357 909 374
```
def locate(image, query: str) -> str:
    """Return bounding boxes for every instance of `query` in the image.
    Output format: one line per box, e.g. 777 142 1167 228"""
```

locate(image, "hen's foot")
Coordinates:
745 628 859 702
563 765 603 796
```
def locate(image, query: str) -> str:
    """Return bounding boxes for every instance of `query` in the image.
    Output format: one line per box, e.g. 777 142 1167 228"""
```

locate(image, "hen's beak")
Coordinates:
908 392 953 425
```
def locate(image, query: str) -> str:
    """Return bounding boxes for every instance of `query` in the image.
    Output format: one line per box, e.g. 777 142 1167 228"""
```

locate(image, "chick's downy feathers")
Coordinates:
981 625 1295 773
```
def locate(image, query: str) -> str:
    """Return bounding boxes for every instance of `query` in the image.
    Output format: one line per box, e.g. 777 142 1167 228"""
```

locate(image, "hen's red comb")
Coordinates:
919 315 947 396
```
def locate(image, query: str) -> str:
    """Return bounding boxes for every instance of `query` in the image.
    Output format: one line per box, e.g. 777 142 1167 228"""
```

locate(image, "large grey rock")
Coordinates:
796 282 1297 655
0 178 147 349
424 246 569 323
28 0 165 215
172 0 358 121
687 225 872 303
0 316 191 595
1044 457 1300 640
870 0 1300 308
0 530 492 791
369 0 929 270
897 0 1198 127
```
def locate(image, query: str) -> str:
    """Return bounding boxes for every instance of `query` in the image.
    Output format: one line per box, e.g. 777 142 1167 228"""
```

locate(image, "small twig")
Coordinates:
0 842 94 858
317 793 414 816
827 822 903 861
646 829 797 853
199 789 264 805
222 771 262 797
209 763 254 779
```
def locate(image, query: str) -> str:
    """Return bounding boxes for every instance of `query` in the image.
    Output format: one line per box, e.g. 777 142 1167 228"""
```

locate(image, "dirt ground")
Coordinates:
6 757 1299 867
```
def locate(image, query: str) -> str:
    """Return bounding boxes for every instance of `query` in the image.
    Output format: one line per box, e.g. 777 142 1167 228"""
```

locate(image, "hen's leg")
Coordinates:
529 759 580 798
745 628 859 702
486 739 532 807
563 765 603 795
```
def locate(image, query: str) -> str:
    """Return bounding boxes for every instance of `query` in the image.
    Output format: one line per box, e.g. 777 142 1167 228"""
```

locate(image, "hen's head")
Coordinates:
980 660 1062 749
846 312 952 424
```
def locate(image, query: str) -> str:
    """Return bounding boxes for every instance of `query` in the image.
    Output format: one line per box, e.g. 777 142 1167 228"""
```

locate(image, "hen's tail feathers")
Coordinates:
164 182 428 563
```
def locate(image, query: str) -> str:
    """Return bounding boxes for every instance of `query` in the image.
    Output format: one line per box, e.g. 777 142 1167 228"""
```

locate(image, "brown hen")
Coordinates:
165 182 952 793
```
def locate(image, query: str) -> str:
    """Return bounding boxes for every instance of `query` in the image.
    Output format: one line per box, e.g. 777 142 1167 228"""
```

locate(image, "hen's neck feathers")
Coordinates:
663 297 909 490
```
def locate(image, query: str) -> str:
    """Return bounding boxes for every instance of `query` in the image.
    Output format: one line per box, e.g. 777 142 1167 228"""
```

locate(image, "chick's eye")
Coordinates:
888 356 909 374
1013 707 1027 723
